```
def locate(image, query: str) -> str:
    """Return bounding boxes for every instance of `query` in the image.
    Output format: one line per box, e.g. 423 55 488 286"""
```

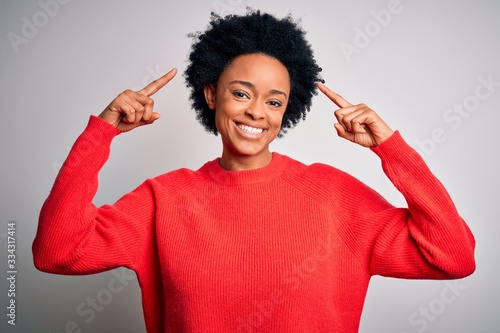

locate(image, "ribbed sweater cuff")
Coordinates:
53 116 121 183
87 115 121 139
370 130 422 165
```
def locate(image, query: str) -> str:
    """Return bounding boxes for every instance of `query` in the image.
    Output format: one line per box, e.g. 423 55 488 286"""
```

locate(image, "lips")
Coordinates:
235 122 266 135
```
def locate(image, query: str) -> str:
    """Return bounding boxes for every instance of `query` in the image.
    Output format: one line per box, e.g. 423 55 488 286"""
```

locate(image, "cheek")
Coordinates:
216 96 245 118
270 109 286 127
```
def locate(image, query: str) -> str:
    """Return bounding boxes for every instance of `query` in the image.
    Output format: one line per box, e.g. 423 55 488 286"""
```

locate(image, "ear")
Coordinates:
203 85 216 110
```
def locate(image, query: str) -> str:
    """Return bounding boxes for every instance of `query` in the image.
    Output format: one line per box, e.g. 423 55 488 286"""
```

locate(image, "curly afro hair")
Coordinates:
184 9 323 137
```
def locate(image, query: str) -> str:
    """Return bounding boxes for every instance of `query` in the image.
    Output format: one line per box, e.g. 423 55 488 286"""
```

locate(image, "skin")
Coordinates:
203 53 290 171
317 82 394 148
98 53 394 170
98 68 178 132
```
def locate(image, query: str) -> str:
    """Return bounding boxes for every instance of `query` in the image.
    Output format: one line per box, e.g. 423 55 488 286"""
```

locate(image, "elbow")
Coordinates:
453 235 477 278
443 228 477 279
448 262 475 280
33 250 75 274
33 251 52 273
32 238 74 274
443 250 476 279
456 254 476 278
32 240 56 273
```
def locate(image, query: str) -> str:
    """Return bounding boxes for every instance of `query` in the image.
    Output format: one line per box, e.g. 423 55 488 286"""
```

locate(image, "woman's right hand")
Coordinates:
98 68 177 132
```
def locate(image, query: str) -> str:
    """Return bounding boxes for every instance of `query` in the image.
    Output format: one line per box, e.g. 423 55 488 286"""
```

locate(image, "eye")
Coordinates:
268 100 283 107
232 91 249 99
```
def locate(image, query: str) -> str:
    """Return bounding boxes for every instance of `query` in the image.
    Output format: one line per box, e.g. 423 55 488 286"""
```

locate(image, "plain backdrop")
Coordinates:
1 0 499 332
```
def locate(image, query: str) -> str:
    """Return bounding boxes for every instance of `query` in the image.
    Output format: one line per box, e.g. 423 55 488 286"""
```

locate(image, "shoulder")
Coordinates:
291 158 389 209
279 154 368 198
274 153 343 176
288 156 357 185
144 160 216 194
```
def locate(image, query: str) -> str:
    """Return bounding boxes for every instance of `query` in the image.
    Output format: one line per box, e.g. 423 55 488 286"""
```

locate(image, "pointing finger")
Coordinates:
317 82 352 108
138 68 177 97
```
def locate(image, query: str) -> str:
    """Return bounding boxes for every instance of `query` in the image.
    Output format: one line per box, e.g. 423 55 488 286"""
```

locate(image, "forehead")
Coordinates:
219 53 290 89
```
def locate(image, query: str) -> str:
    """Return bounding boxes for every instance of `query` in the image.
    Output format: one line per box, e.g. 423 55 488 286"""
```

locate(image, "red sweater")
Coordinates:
33 116 475 333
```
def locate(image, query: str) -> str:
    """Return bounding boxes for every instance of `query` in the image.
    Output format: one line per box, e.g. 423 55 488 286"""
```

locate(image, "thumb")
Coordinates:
138 111 161 127
334 123 351 140
118 112 160 132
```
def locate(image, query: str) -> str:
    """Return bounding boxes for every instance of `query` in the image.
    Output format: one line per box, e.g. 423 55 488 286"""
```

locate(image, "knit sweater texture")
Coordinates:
33 116 476 333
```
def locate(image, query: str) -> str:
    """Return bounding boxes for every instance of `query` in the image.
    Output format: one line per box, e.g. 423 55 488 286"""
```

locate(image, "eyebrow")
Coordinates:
229 80 288 99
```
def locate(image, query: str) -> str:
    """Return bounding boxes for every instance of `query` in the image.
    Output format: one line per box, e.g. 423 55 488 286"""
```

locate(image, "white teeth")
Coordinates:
237 123 264 134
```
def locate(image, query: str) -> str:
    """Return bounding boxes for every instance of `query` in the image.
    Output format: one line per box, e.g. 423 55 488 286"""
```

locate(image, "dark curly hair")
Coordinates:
184 9 323 137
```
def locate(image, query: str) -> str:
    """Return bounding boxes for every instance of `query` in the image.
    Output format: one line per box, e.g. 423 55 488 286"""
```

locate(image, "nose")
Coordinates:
244 100 265 120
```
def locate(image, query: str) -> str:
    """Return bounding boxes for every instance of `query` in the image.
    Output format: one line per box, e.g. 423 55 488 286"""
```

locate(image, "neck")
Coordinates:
219 150 273 171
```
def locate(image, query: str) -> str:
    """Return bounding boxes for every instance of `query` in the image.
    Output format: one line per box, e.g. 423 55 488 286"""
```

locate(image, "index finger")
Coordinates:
138 68 177 97
317 82 352 108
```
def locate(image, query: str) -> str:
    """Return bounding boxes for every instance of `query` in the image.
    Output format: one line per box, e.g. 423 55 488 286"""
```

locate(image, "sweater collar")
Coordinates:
202 152 288 186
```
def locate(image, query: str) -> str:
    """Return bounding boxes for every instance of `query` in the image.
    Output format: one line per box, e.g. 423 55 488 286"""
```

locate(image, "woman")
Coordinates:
33 10 475 333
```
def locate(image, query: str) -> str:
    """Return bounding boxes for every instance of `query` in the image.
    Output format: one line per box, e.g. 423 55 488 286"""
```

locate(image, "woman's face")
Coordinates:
204 53 290 169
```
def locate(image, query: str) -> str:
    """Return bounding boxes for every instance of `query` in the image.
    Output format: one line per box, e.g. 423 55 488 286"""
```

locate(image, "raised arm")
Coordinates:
33 69 177 274
317 82 475 279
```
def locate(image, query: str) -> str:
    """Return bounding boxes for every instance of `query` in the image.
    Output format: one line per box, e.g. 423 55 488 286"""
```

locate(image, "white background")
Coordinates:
1 0 499 332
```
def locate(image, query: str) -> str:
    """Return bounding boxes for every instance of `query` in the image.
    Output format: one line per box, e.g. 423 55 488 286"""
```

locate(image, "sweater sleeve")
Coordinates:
32 116 156 274
333 131 475 280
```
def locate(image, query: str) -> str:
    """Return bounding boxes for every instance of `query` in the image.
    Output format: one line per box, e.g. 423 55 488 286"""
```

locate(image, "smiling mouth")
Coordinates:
235 122 266 135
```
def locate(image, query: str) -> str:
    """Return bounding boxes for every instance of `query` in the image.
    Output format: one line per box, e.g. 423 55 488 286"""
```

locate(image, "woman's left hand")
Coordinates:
318 82 394 147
